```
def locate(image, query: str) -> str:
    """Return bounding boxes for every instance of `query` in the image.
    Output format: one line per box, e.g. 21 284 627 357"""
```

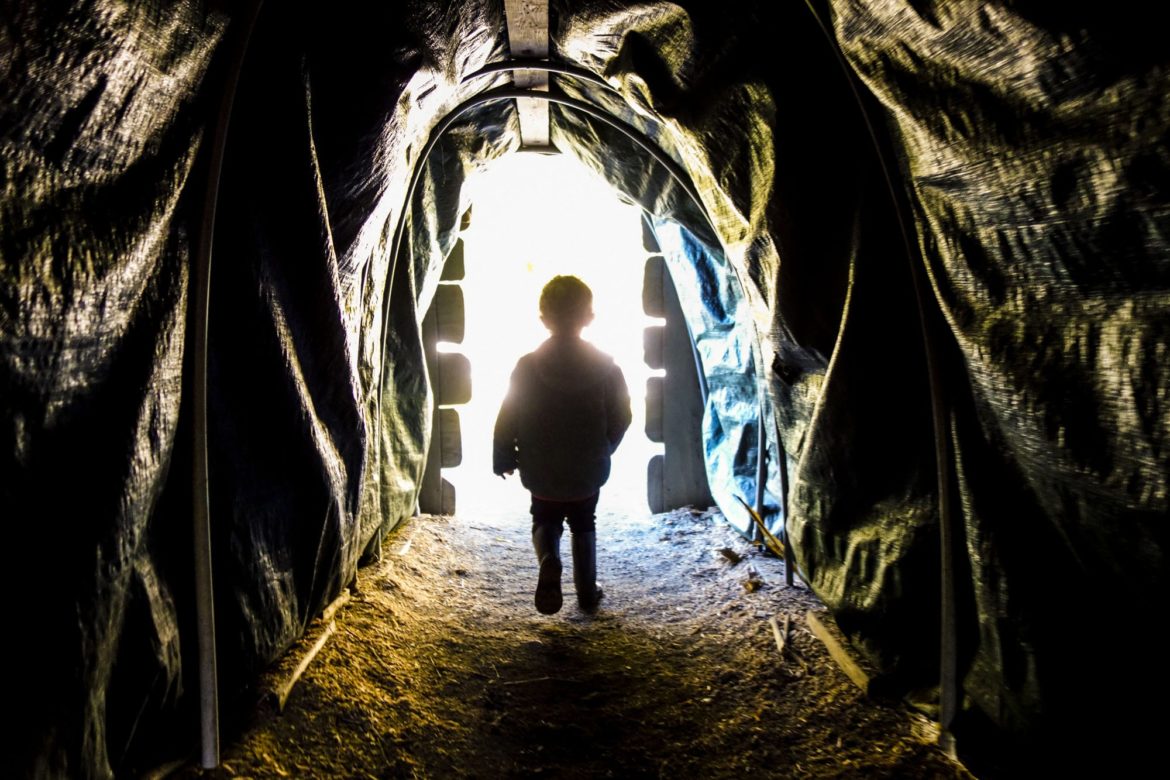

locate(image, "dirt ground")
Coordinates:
184 507 970 779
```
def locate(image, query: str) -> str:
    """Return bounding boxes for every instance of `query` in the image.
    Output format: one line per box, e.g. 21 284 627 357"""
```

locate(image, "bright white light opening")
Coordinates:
443 152 662 522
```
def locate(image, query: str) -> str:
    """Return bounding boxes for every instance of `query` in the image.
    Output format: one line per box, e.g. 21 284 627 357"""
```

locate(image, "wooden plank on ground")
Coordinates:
806 610 870 692
321 590 351 623
274 621 337 711
770 615 787 655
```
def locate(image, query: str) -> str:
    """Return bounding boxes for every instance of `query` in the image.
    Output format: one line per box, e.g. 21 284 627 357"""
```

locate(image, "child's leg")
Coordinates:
530 497 565 614
562 494 598 535
565 494 602 612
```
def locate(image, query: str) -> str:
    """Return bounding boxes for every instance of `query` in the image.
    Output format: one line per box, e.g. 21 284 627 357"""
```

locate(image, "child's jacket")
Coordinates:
493 335 631 500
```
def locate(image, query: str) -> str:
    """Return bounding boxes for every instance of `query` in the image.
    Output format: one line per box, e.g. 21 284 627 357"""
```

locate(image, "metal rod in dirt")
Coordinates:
801 0 959 747
192 0 265 767
777 445 795 587
753 374 768 541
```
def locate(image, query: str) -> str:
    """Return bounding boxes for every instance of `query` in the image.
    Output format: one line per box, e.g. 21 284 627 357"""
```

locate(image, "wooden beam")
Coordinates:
503 0 549 148
320 590 351 624
806 610 871 692
274 621 337 711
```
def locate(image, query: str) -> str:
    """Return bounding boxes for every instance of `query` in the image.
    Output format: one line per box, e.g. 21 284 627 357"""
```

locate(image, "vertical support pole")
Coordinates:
753 337 768 544
777 445 795 587
192 2 264 768
754 406 767 542
938 411 958 757
800 0 961 752
192 115 222 775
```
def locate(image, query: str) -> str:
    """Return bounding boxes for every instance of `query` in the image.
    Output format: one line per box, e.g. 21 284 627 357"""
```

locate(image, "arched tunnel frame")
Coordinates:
381 78 784 538
193 56 788 767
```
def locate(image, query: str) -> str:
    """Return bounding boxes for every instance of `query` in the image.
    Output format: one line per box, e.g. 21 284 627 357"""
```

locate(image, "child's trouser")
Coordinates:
530 493 602 612
529 493 599 533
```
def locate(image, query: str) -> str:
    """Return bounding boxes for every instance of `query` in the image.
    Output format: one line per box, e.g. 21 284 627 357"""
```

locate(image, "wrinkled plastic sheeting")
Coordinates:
1 3 225 776
754 0 945 703
7 1 1167 776
1 1 515 776
834 0 1170 750
649 218 783 535
206 0 515 705
551 1 785 535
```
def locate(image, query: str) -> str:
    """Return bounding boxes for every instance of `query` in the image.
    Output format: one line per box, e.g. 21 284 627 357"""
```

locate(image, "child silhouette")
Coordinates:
493 275 632 614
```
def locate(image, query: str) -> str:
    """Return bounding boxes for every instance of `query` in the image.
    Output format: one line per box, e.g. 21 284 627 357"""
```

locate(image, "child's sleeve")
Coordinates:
606 363 633 453
492 365 522 474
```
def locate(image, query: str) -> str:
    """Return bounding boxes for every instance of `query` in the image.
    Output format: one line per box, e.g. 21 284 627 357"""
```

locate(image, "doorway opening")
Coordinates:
439 152 663 524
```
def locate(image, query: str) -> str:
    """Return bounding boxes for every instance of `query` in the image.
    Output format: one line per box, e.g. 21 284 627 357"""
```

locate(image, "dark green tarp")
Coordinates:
2 1 1165 776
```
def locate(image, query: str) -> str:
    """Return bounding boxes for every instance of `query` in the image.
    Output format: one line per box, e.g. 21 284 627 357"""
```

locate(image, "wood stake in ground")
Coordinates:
770 615 787 655
274 621 337 712
806 611 869 692
321 590 351 624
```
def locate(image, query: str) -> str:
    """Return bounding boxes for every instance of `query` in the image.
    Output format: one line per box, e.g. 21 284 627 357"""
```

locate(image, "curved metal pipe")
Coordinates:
465 63 734 421
373 87 714 475
461 58 617 92
754 400 768 541
192 0 265 768
511 88 706 207
378 81 780 561
802 0 959 750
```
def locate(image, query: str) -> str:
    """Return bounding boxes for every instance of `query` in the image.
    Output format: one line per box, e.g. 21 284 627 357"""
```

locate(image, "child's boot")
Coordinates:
532 523 563 614
572 531 604 613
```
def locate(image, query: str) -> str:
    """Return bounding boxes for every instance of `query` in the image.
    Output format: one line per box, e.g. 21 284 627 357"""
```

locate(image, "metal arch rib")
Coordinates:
476 87 705 210
373 86 716 502
461 59 618 93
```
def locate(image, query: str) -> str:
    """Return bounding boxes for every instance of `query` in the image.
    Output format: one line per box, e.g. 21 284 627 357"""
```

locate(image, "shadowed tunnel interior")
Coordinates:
2 1 1167 777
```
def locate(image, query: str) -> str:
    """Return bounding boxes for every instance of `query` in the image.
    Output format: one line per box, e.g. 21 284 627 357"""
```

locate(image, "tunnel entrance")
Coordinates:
399 70 783 540
420 152 664 521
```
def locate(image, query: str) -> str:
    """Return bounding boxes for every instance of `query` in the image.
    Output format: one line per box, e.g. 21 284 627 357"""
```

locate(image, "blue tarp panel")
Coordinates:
649 217 782 537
